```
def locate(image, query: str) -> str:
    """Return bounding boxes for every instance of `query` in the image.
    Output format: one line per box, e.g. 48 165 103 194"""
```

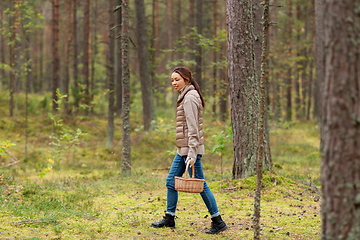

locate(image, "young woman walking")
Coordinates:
151 67 228 234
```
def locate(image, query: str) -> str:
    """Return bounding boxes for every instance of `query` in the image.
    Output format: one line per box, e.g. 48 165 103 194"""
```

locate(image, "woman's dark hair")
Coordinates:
172 67 205 108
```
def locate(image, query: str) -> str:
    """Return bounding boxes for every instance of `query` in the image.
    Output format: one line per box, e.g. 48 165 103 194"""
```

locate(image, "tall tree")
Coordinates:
254 1 269 239
64 0 72 114
212 0 217 117
121 0 131 176
115 0 122 117
9 0 15 116
83 0 90 113
227 0 271 179
321 0 360 238
52 0 60 112
314 0 324 122
106 0 115 149
286 0 292 121
0 7 6 88
73 0 79 109
135 0 157 131
194 0 203 89
294 5 301 120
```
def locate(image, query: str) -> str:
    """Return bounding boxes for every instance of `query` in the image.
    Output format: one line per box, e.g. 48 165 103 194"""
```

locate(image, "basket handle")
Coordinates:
184 162 195 179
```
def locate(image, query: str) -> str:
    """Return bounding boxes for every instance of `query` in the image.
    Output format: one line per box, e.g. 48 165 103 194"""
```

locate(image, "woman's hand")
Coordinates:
185 157 196 167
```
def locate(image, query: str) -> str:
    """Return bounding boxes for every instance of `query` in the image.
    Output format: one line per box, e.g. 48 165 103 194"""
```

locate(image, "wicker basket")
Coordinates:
175 162 205 193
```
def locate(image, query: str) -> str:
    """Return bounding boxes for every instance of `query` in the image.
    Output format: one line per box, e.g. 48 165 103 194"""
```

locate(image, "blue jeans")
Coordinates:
165 154 220 218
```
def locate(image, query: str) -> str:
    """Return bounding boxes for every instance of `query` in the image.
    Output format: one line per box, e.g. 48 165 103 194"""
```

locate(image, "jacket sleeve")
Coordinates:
183 92 200 159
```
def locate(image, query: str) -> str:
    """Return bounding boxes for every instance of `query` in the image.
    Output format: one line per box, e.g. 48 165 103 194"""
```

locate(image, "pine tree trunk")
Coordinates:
189 0 195 61
64 0 72 115
0 9 6 89
135 0 157 131
321 0 360 238
314 0 324 122
254 1 269 238
212 0 217 118
83 0 90 114
115 0 122 117
91 0 98 114
219 3 228 122
294 5 301 120
286 0 292 121
73 0 79 109
227 0 271 179
52 0 60 113
9 1 15 116
107 0 115 149
39 28 44 92
122 0 131 176
194 0 203 89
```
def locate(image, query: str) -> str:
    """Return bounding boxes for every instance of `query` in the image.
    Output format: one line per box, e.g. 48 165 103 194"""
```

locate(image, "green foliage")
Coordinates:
42 90 86 177
0 140 15 158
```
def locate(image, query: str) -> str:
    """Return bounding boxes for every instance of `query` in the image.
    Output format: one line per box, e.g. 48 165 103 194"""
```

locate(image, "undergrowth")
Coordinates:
0 92 321 239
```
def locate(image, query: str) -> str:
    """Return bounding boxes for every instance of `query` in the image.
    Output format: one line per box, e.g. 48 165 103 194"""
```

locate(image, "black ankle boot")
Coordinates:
205 215 228 234
151 213 175 228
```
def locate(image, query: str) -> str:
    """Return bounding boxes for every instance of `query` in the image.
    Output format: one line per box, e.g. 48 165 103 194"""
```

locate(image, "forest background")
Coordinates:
0 0 324 239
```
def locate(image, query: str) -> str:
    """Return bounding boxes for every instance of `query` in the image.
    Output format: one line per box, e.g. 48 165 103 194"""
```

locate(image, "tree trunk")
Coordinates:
219 3 228 122
39 27 44 92
294 5 301 120
83 0 90 114
212 0 217 118
115 0 122 117
106 0 115 149
91 0 98 114
314 0 324 123
9 1 15 116
227 0 271 179
135 0 157 131
0 9 6 89
52 0 60 112
189 0 195 60
64 0 72 115
254 2 269 239
73 0 79 109
321 0 360 238
286 0 292 121
122 0 131 176
194 0 203 89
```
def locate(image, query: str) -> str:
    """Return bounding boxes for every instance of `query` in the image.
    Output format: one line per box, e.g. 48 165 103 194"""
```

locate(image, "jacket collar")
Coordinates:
177 83 194 105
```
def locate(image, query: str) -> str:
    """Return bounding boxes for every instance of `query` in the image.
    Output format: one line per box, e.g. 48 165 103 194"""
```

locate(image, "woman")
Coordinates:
151 67 228 234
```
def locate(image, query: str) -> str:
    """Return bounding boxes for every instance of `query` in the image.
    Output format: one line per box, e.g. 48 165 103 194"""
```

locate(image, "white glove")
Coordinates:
185 157 196 167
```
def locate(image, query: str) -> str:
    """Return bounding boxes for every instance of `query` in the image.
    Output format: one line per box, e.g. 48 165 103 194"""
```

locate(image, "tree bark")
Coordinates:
83 0 90 114
52 0 60 112
9 1 15 116
227 0 271 179
73 0 79 109
294 5 301 120
314 0 324 122
212 0 217 118
135 0 157 131
321 0 360 238
254 2 269 239
286 0 292 121
115 0 122 117
107 0 115 149
122 0 131 176
64 0 72 115
0 9 6 89
194 0 203 89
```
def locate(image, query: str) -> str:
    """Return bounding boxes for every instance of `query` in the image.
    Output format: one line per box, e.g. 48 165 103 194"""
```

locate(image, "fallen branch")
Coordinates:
0 150 20 169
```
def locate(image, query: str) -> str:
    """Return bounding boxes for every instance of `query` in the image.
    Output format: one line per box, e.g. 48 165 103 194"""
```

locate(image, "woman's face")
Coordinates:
171 72 187 92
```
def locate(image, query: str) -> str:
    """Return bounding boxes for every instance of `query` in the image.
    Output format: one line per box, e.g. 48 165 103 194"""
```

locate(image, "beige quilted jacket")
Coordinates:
175 83 205 159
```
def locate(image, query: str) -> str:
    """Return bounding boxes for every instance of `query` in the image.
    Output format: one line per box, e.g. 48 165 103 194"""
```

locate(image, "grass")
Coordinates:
0 92 321 239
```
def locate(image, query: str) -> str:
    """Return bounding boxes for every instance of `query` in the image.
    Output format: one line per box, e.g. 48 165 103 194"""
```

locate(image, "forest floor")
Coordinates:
0 95 321 239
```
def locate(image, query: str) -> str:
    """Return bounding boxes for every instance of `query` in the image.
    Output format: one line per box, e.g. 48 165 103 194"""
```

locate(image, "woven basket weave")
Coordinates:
175 162 205 193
